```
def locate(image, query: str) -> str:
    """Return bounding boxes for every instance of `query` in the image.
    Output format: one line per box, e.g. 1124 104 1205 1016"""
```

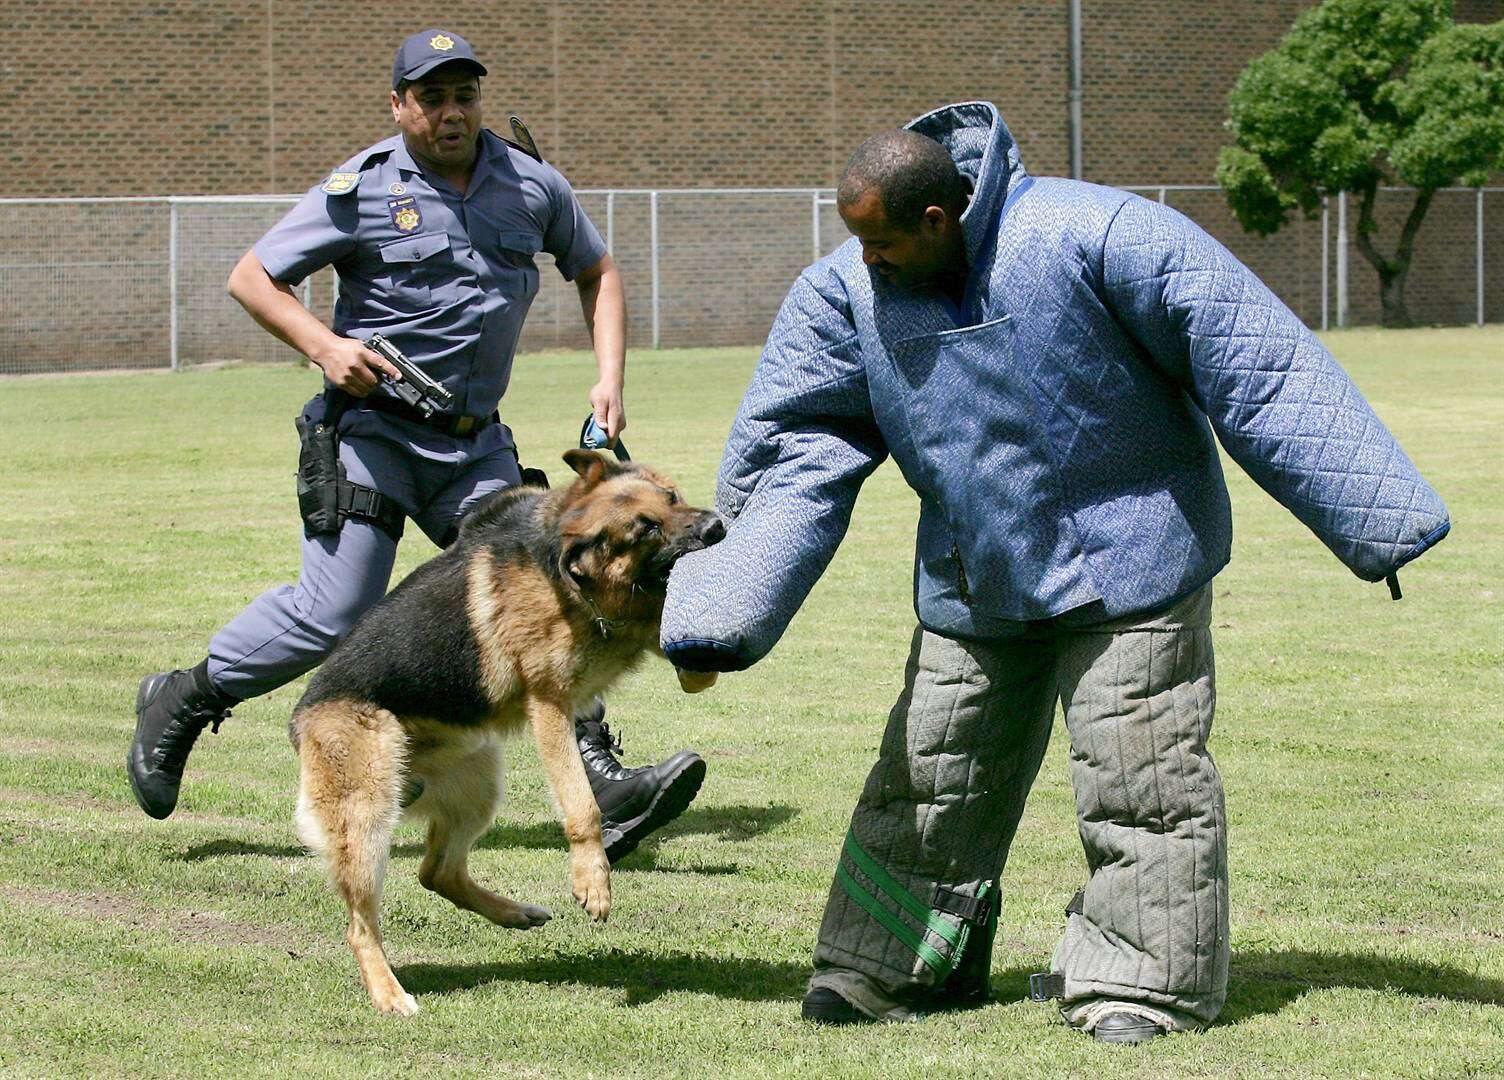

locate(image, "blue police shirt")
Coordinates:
253 130 607 420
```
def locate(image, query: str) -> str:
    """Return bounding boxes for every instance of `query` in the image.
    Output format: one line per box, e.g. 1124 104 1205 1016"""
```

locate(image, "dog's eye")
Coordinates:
637 516 661 535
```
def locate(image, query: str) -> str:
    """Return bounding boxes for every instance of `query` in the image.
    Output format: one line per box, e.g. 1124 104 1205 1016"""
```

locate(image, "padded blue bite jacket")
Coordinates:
662 101 1449 670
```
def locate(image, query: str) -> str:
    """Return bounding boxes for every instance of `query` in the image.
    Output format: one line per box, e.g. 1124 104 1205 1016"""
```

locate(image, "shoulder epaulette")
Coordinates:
505 116 542 161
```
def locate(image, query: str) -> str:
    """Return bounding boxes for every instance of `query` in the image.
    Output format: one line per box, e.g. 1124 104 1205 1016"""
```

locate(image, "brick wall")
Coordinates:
1 0 1499 372
2 1 1076 194
10 2 1497 193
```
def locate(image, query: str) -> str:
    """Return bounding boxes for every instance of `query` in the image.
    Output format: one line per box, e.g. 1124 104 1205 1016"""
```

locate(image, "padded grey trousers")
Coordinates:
810 585 1228 1026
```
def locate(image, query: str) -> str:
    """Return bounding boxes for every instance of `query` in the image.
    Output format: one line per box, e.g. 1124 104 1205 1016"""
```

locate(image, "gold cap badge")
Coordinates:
429 34 454 51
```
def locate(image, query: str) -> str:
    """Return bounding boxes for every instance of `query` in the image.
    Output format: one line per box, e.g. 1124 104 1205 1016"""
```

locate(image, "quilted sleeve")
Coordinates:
661 266 889 671
1099 195 1449 583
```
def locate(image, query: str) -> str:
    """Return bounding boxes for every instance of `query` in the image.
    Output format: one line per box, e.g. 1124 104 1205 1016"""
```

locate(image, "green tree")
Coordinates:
1217 0 1503 327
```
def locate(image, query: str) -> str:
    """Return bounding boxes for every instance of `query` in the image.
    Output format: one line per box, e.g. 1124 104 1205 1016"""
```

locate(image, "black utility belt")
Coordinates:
354 394 497 438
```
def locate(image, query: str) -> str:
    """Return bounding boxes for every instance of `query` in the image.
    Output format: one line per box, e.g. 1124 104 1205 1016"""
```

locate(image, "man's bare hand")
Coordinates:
588 380 626 441
675 668 718 694
313 337 403 397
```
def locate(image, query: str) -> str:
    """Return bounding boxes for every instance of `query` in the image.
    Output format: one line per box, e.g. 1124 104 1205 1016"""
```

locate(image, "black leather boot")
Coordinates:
127 661 235 819
574 699 705 864
801 987 871 1025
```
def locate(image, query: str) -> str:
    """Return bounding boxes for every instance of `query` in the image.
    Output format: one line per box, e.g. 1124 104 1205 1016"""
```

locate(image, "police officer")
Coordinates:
128 30 704 863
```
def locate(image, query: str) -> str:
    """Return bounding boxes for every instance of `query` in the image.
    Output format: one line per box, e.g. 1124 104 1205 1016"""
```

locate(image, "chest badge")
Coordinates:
321 172 360 195
387 195 422 233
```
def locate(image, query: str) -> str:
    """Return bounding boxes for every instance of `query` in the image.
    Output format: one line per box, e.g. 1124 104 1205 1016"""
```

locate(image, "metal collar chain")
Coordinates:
581 590 629 640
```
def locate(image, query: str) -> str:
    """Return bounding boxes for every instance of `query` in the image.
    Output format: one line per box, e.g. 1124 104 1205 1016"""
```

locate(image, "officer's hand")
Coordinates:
313 337 402 398
589 381 626 441
676 668 717 694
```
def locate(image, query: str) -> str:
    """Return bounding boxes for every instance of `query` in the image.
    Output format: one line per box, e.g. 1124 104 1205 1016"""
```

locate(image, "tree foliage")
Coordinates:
1216 0 1503 325
1388 22 1504 189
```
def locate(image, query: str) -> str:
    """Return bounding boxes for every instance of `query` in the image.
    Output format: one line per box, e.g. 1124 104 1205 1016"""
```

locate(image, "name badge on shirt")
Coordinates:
388 195 422 233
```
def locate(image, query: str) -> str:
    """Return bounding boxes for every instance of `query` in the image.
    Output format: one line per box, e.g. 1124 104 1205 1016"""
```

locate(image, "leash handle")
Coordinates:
579 413 630 461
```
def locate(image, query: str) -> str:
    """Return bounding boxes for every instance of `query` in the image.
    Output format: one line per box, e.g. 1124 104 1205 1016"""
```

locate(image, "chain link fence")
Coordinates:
1 186 1497 376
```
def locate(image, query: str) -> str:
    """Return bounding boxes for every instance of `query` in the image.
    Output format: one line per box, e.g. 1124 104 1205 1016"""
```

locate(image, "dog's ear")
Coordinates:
560 536 597 587
562 448 620 488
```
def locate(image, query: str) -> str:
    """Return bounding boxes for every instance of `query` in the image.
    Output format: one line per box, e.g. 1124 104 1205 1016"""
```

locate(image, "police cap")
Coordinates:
392 30 487 90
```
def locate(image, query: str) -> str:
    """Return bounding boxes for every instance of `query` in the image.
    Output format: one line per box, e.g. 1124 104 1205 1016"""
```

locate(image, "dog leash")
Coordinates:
575 413 634 639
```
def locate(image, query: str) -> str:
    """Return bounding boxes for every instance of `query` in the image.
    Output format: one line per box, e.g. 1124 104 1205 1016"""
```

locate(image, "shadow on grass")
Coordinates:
399 947 1504 1014
1220 948 1504 1022
389 802 798 868
399 946 1038 1008
172 803 797 870
173 838 304 861
471 802 797 853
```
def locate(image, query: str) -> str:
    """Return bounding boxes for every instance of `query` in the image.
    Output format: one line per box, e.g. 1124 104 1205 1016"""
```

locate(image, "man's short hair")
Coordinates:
837 130 968 229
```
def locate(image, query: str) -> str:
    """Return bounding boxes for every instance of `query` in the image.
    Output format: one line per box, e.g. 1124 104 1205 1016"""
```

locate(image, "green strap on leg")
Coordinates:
843 830 961 948
836 864 951 975
837 829 972 978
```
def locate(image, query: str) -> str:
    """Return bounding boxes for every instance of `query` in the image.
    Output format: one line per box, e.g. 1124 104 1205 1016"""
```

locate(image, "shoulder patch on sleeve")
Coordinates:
319 140 397 195
320 172 361 195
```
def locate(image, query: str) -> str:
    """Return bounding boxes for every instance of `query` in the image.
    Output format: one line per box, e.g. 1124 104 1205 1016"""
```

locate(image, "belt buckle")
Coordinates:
453 415 474 436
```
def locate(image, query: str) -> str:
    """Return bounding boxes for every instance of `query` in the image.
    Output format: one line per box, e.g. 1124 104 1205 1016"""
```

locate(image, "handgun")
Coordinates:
364 333 454 419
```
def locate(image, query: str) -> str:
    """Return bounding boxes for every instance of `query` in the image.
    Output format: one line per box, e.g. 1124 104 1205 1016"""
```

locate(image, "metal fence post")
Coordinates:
168 198 180 371
1478 188 1486 327
650 191 660 351
1336 190 1349 329
606 190 615 254
1157 187 1167 205
811 189 821 262
1321 196 1330 332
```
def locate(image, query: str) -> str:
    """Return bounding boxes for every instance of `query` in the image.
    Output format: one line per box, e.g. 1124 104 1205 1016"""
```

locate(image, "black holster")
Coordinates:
295 399 345 536
295 393 404 541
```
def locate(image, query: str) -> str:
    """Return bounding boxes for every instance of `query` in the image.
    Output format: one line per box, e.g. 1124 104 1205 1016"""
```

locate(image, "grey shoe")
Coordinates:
1089 1009 1167 1044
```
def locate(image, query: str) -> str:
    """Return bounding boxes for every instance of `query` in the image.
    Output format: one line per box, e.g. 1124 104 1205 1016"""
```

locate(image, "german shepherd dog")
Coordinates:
289 449 724 1015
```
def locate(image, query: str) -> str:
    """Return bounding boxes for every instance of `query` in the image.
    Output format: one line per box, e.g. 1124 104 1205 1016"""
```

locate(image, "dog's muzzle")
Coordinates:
647 512 726 585
688 512 726 549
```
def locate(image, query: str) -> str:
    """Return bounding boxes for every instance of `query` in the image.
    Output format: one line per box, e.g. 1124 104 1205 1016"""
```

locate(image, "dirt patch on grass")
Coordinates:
0 882 323 955
1 737 92 759
0 785 268 833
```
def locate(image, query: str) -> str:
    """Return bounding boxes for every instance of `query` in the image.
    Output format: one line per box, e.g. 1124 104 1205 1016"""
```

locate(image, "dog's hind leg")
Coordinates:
293 701 417 1017
415 739 551 929
526 692 611 921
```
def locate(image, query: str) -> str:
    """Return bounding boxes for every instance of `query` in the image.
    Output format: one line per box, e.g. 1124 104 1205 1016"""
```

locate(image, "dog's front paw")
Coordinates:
570 848 612 922
370 987 420 1017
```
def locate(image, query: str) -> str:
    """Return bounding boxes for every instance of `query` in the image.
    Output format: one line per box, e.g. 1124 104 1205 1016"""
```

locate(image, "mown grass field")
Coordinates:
0 327 1500 1078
